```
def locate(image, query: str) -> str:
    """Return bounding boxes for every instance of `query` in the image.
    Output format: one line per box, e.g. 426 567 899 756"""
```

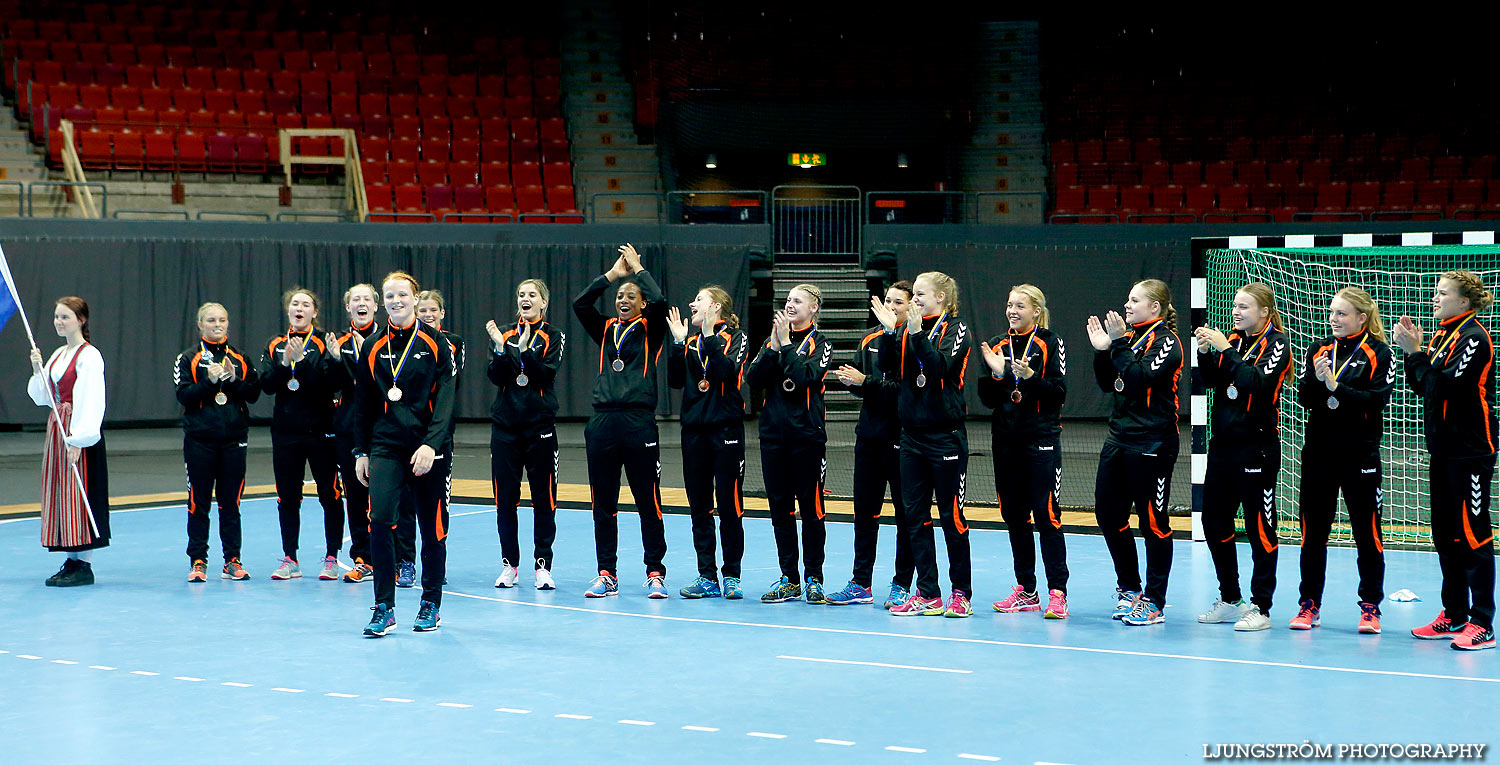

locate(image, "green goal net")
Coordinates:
1204 244 1500 545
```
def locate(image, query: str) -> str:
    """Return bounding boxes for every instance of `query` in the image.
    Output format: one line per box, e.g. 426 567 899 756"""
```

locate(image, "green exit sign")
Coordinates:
787 153 827 167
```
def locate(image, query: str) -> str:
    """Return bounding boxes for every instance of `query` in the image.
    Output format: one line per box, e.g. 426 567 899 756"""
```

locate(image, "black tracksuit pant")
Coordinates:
1431 454 1496 629
184 436 248 562
492 424 560 570
995 437 1069 594
1297 447 1384 607
1202 443 1280 613
272 432 342 561
762 438 827 584
852 436 913 590
335 431 370 564
682 424 746 580
370 454 451 609
902 429 971 598
1094 440 1176 605
585 408 667 578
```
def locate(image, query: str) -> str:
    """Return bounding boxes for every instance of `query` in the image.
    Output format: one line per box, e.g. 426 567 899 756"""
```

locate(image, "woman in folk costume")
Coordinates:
28 296 109 587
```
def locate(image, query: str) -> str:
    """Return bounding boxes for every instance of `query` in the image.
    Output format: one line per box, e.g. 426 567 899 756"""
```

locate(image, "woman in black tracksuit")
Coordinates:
259 286 343 581
1086 278 1184 627
486 278 566 591
355 271 456 637
667 285 749 600
1396 270 1497 650
1193 282 1292 631
572 243 670 598
877 271 973 618
331 283 380 583
747 283 833 604
979 283 1069 618
176 302 260 582
1292 286 1393 634
829 281 915 609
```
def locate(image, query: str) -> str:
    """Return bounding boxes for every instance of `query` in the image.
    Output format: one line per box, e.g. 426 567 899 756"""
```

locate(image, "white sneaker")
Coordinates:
535 559 555 591
1198 598 1249 624
494 560 519 588
1234 605 1272 631
318 555 339 580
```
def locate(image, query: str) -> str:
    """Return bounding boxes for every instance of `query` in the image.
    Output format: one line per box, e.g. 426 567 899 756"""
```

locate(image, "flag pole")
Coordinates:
0 245 98 538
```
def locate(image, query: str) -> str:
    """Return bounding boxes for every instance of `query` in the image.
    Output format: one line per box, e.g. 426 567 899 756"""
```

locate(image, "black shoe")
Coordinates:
45 558 78 586
56 561 95 587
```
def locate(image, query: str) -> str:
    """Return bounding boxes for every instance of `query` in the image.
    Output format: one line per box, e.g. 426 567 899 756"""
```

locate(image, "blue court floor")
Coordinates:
1 501 1494 764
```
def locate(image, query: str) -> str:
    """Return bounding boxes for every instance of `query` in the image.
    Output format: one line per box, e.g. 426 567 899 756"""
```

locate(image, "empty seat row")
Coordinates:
361 159 572 189
1055 181 1500 215
364 182 580 222
64 128 294 173
1054 156 1499 189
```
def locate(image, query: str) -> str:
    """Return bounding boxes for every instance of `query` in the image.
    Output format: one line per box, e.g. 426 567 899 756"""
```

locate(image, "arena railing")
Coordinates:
363 211 437 223
275 211 349 222
0 180 24 217
1292 210 1364 222
518 212 585 223
56 120 104 217
438 212 516 224
864 190 967 225
112 209 190 220
1125 211 1198 224
196 210 270 221
1047 212 1120 224
279 128 367 221
665 190 767 224
27 180 108 219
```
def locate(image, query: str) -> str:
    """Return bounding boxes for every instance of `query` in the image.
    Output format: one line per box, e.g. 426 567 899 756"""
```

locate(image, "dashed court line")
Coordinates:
777 654 971 674
888 746 927 753
748 732 787 740
817 739 856 746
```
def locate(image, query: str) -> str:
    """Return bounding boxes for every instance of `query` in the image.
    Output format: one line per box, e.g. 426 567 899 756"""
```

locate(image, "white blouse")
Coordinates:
28 344 106 448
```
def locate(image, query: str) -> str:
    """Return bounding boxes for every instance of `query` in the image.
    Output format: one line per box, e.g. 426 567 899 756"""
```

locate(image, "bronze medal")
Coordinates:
698 379 711 393
388 387 403 402
214 392 228 406
1010 389 1022 404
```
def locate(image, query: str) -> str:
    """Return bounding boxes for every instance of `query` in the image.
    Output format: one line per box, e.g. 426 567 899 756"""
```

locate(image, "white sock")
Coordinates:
76 551 92 563
66 552 80 561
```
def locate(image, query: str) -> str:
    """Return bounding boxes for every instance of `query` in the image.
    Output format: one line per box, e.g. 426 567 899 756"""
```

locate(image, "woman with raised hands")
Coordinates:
176 302 260 582
747 283 834 604
1085 278 1184 626
979 283 1070 619
1192 282 1292 632
666 285 750 600
1292 286 1394 634
874 272 974 618
486 279 566 591
1394 270 1497 651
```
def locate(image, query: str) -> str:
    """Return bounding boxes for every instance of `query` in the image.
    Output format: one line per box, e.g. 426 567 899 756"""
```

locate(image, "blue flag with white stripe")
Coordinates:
0 247 18 333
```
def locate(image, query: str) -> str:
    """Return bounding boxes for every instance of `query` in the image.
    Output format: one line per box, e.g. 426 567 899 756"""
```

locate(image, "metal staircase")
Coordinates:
772 262 873 418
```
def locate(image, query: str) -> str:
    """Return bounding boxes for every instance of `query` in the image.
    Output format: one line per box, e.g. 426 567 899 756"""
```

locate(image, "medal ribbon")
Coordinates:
1427 311 1476 359
1129 319 1163 355
387 323 420 389
285 327 304 375
1238 323 1270 362
1330 331 1369 383
612 316 645 361
1008 328 1036 387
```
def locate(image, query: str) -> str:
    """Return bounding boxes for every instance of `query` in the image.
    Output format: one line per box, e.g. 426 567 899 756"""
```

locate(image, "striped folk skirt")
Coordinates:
40 403 110 552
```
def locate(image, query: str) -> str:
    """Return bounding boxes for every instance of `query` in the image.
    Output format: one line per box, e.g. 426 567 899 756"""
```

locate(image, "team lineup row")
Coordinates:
22 244 1497 649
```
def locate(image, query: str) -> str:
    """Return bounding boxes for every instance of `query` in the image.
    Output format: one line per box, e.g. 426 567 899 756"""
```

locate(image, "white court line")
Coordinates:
130 671 158 676
381 697 413 703
682 725 718 732
778 654 971 674
16 654 41 659
89 665 115 671
271 687 304 693
747 732 786 739
555 713 591 720
816 739 856 746
51 659 77 665
326 692 357 698
438 702 472 709
886 745 926 753
496 707 532 714
442 590 1500 685
618 719 654 726
223 682 253 688
958 754 1000 762
174 676 206 682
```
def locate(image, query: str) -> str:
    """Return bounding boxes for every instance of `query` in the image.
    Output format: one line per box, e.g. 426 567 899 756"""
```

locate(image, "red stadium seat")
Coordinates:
449 162 480 186
1348 181 1382 209
360 159 388 184
451 139 481 164
204 90 235 113
1416 180 1451 206
205 134 236 172
78 129 113 169
362 136 391 161
390 138 420 163
515 185 547 213
393 184 424 211
393 116 420 140
1151 185 1183 210
387 160 418 186
454 184 485 212
1184 184 1216 212
481 163 511 187
1218 184 1250 210
417 161 448 187
1053 186 1086 213
1316 182 1348 210
366 183 394 212
420 138 449 163
452 117 481 142
176 132 206 172
156 66 185 90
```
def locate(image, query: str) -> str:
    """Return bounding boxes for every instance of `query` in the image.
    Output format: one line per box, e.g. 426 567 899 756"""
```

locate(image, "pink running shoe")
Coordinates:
944 590 972 618
991 584 1041 613
889 590 945 617
1043 589 1069 619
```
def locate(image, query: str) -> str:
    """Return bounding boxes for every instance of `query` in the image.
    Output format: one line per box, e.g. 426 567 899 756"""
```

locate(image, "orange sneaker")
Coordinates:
1357 602 1381 634
187 560 208 583
1288 599 1320 630
342 558 373 583
1411 611 1467 640
221 558 251 581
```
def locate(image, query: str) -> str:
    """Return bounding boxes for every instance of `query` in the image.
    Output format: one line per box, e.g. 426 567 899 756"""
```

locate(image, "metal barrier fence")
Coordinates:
666 190 768 224
865 190 967 224
440 212 516 224
196 210 270 221
113 209 190 220
275 211 349 222
26 181 108 218
771 184 861 256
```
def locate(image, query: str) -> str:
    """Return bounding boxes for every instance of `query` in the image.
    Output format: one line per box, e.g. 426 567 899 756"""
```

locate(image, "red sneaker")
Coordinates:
1411 611 1467 640
1357 602 1381 634
1450 623 1496 651
187 560 207 583
1288 599 1320 630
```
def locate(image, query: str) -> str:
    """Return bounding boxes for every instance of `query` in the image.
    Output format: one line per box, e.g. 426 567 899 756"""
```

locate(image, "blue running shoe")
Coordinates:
680 576 722 599
413 600 441 631
884 583 910 610
363 603 396 637
804 576 826 604
584 570 618 598
827 579 873 605
760 576 801 603
1112 588 1140 620
1121 597 1165 626
396 561 416 588
723 576 744 600
645 571 669 599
